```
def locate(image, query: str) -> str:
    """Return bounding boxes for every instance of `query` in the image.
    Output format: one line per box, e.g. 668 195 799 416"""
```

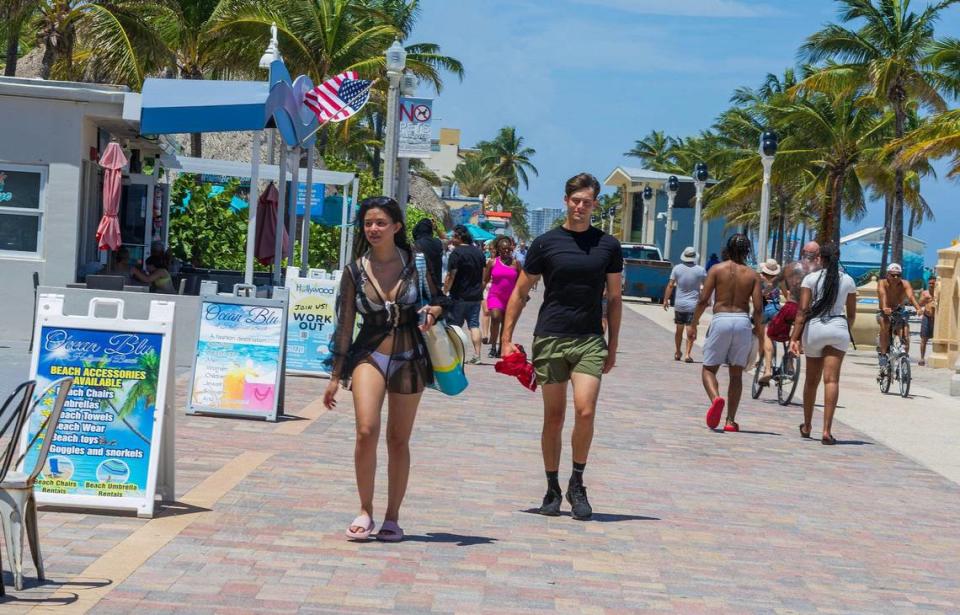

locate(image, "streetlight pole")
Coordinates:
693 162 708 265
382 40 406 199
758 130 778 263
396 70 417 212
664 175 679 262
642 184 654 244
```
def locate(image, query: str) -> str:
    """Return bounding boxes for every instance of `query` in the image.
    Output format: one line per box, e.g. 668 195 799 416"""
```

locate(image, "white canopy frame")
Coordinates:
159 152 359 284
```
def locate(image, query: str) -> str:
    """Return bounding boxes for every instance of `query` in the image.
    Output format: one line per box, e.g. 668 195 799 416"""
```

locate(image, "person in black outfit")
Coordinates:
444 225 486 363
412 218 443 291
501 173 624 521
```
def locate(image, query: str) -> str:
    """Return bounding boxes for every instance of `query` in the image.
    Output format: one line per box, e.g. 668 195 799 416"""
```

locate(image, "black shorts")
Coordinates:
674 310 694 325
921 315 934 338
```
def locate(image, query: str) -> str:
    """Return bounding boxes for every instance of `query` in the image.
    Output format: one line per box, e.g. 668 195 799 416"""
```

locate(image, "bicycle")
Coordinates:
751 339 801 406
877 307 912 398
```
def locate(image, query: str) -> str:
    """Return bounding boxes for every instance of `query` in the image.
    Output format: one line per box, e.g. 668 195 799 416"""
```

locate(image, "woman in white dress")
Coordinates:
789 243 857 445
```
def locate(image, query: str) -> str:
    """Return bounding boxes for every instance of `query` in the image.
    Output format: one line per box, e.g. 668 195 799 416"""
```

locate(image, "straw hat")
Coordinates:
759 258 781 276
680 247 697 263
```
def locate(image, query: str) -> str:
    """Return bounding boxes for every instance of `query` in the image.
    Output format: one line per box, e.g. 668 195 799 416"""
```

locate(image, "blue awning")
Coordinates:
140 78 269 135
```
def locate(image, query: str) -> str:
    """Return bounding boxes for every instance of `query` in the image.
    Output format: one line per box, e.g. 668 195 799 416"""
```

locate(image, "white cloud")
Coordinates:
571 0 783 18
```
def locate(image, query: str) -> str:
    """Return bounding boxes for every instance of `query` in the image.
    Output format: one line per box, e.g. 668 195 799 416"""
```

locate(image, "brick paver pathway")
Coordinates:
6 294 960 613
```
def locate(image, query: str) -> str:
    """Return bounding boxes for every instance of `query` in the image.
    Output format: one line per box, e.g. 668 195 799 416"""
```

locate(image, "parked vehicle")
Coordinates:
621 243 672 303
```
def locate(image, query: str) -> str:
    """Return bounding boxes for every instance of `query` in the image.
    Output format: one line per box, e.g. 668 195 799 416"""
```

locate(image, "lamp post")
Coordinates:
758 130 778 262
693 162 708 265
396 70 418 211
664 175 679 262
382 40 406 199
642 184 654 244
259 23 281 166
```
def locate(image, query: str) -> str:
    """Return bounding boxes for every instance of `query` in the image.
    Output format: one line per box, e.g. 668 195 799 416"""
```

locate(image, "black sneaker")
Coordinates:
566 482 593 520
488 346 498 358
538 488 562 516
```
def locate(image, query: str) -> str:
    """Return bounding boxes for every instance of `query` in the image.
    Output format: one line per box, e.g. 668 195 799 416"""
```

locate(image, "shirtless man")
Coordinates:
782 241 821 302
877 263 921 365
919 276 937 366
693 234 763 432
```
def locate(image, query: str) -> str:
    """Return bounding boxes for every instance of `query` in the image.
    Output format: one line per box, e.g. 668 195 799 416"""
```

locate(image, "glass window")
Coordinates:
0 164 45 255
0 215 39 252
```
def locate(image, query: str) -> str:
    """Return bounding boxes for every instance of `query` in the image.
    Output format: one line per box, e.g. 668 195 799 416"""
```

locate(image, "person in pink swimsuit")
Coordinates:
483 236 522 358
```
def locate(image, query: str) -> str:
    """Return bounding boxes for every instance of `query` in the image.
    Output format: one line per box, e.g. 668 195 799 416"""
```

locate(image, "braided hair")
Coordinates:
806 242 840 322
725 233 751 265
353 196 412 260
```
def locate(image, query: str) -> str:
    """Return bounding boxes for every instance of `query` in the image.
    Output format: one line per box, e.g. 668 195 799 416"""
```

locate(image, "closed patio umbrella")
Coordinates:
254 182 288 266
96 142 127 251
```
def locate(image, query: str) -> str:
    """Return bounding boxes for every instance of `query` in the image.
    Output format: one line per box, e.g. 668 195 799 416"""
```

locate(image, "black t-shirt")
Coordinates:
414 235 443 290
447 244 485 301
524 225 623 337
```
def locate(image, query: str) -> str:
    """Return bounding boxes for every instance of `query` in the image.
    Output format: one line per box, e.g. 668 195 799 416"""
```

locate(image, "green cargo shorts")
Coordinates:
532 335 608 385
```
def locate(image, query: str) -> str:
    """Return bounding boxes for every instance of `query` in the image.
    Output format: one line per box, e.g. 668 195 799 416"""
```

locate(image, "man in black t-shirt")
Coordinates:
444 225 486 363
501 173 623 521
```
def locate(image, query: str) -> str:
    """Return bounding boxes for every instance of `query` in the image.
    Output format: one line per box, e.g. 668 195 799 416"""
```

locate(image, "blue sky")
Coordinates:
411 0 960 264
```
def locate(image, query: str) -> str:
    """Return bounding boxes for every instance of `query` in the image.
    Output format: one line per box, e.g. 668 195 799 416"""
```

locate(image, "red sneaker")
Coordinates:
705 397 725 429
723 422 739 432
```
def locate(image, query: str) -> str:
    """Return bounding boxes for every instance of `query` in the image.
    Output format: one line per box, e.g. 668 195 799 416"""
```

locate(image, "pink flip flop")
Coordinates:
706 397 725 429
376 520 404 542
345 514 375 540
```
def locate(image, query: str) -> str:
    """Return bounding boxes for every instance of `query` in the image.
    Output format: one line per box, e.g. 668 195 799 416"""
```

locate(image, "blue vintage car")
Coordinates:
621 243 672 303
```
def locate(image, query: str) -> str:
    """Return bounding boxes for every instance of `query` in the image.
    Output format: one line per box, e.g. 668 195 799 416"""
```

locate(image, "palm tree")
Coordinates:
774 91 890 243
2 0 36 76
799 0 960 264
625 130 680 172
478 126 538 197
31 0 170 86
448 154 498 198
895 108 960 177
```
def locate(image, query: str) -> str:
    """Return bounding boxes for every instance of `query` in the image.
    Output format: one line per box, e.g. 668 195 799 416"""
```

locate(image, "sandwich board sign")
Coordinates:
187 284 288 422
284 267 338 377
23 295 176 518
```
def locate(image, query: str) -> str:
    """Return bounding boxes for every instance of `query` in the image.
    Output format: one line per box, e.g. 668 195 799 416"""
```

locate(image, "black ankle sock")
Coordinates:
545 470 561 493
570 462 586 485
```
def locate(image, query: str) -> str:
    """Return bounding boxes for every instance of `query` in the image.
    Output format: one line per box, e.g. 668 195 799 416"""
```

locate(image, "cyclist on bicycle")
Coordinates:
757 258 784 384
764 242 820 379
877 263 921 366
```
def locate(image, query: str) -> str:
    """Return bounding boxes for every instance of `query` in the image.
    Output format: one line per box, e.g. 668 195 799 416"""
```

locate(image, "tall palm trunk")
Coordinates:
819 172 843 244
907 207 917 237
4 27 19 76
880 194 893 275
891 95 907 266
797 224 806 260
182 67 204 157
40 40 56 79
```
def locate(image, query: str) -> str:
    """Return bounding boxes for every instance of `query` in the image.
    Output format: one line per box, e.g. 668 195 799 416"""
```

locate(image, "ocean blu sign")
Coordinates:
187 292 288 422
26 328 161 500
24 295 175 518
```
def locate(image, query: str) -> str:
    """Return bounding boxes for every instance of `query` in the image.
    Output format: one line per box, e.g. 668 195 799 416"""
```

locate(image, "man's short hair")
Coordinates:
564 173 601 199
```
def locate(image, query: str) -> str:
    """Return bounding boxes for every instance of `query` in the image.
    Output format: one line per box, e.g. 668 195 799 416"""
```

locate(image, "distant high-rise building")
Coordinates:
529 207 564 238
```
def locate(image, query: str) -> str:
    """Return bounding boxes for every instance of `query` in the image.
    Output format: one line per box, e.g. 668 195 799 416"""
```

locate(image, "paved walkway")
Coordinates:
4 294 960 613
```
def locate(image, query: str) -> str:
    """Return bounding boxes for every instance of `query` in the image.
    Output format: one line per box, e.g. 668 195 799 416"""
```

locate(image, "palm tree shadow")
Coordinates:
736 430 781 436
835 439 873 446
519 508 659 522
402 532 497 546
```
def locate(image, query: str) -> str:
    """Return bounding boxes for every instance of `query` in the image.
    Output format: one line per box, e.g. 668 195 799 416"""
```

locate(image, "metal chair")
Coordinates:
0 377 73 591
0 380 38 596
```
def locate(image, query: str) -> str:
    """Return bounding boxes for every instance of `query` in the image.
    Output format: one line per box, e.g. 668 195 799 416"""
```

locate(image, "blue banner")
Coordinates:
26 327 161 500
285 278 338 375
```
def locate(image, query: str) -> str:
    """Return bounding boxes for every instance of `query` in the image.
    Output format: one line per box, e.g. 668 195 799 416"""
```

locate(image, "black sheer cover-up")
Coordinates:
327 248 450 394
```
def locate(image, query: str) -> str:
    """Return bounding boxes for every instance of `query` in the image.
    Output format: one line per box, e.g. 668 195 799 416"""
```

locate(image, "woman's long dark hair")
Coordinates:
807 242 840 321
352 196 412 260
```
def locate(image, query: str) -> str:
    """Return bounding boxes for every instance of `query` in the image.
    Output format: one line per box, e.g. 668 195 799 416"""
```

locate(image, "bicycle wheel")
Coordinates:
879 363 891 394
898 356 911 398
778 352 801 406
751 359 764 399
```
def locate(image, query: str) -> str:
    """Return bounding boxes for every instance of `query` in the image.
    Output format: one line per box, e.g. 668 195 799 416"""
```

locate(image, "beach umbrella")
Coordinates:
96 142 127 251
254 182 288 265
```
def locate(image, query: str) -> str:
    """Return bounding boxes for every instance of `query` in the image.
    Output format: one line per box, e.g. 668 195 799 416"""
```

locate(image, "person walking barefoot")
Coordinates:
501 173 623 521
483 236 521 358
693 234 763 432
790 243 857 444
324 197 447 542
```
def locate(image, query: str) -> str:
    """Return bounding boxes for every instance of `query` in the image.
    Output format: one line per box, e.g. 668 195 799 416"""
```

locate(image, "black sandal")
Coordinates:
821 435 837 445
799 424 811 439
